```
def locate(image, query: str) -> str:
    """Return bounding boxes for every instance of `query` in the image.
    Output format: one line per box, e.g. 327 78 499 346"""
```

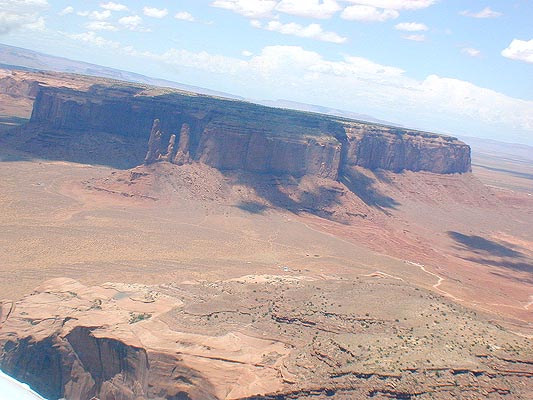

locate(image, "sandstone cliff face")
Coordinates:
1 328 149 400
25 84 471 175
173 124 191 165
0 278 219 400
343 124 471 174
195 122 342 179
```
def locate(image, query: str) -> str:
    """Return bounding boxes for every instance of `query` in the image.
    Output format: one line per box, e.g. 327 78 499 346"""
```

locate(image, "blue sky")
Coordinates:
1 0 532 144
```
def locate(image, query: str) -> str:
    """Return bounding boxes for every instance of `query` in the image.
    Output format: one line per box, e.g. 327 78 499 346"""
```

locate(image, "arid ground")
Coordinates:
0 69 532 399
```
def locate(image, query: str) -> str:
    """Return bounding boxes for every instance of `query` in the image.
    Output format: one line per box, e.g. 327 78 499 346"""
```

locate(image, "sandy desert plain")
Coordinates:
0 69 532 399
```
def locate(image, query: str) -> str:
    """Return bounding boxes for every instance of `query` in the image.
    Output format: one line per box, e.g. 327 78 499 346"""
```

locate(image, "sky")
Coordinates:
0 1 532 145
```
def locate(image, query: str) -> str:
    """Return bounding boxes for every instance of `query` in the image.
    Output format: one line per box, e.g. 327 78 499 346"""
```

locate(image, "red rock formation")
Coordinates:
343 124 471 174
0 328 149 400
191 122 341 179
144 119 162 164
174 123 191 165
160 133 176 162
23 84 471 175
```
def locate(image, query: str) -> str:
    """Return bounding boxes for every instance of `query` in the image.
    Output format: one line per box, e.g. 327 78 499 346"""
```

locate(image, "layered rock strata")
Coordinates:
1 278 532 400
24 84 471 175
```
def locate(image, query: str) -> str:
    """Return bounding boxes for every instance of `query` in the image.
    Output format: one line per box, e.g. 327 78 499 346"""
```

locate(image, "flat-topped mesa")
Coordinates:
26 84 471 175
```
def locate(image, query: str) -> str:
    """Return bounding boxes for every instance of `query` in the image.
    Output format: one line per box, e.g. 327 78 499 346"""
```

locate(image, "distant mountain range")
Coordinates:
0 43 392 126
0 43 242 99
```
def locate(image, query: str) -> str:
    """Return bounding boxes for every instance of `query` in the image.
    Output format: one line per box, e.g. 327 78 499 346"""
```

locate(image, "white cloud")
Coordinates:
395 22 428 31
253 20 347 43
249 45 325 78
0 0 48 35
501 39 533 64
65 31 120 48
58 6 74 16
459 7 502 18
275 0 341 19
175 11 195 22
118 15 147 31
77 10 111 20
418 75 532 135
210 0 278 18
143 6 168 18
342 0 436 10
341 5 398 22
89 10 111 20
86 21 119 31
402 34 425 41
242 50 253 56
144 47 248 75
250 19 262 28
211 0 436 19
461 47 481 57
23 15 45 31
100 2 128 12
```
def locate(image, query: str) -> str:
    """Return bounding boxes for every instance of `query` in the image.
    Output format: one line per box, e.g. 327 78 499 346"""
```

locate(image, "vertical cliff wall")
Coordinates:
343 124 471 174
25 84 471 175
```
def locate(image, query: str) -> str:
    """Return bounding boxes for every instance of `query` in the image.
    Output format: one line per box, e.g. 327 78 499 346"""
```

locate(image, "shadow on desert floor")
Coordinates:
340 168 399 211
448 231 524 258
235 200 269 214
228 168 399 224
448 231 533 275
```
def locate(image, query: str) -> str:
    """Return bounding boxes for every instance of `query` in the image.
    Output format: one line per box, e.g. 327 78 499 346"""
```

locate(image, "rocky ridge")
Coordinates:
1 277 531 399
20 83 470 175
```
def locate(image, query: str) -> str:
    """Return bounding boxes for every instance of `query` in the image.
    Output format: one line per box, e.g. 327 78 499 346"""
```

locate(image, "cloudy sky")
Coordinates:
1 0 532 144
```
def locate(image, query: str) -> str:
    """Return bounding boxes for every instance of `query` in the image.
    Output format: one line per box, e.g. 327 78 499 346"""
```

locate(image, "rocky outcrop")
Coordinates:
343 124 471 174
1 328 149 400
144 119 163 164
194 122 342 179
23 83 471 175
2 278 532 400
161 134 176 162
174 123 191 165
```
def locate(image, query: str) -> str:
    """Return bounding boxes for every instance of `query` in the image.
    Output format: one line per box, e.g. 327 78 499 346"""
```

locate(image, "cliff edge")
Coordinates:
21 83 470 175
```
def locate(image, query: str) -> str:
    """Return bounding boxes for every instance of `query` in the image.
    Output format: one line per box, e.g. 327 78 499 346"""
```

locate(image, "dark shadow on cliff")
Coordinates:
340 168 399 211
448 231 524 258
1 326 219 400
0 125 143 169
